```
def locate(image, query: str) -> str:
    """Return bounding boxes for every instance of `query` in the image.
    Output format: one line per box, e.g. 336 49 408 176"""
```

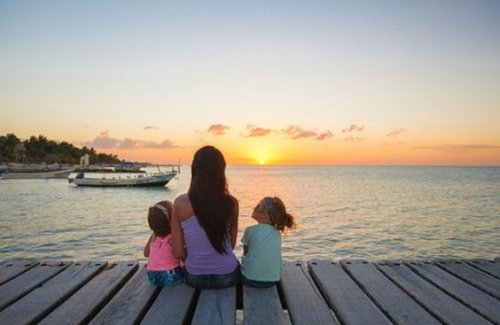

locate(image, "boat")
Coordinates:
0 164 74 179
73 166 115 173
113 163 144 173
68 170 177 187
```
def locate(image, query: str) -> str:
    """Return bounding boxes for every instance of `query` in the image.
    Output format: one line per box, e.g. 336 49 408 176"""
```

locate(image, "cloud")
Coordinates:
144 126 159 130
282 125 318 140
315 131 334 141
118 139 178 149
244 124 272 137
343 136 367 143
87 131 178 149
382 141 407 146
207 124 230 136
91 130 121 148
386 128 406 138
236 124 334 141
157 140 178 148
342 124 365 133
383 129 407 145
413 144 500 153
119 138 136 149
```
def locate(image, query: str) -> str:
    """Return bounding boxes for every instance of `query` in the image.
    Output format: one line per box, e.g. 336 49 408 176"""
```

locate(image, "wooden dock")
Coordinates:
1 258 499 324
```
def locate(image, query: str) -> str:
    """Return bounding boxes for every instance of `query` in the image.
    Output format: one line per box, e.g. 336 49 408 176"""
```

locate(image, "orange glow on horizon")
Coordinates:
79 137 500 167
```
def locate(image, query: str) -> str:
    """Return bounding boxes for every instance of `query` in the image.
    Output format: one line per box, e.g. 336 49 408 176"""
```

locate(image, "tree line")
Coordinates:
0 133 121 164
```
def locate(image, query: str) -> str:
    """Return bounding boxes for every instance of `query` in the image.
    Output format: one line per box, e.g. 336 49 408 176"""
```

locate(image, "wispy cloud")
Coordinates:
343 136 367 143
382 141 407 146
240 124 333 141
207 124 230 136
84 131 179 149
144 126 159 130
342 124 365 133
282 125 318 140
386 128 406 138
315 131 334 141
243 124 272 137
413 144 500 153
383 128 407 146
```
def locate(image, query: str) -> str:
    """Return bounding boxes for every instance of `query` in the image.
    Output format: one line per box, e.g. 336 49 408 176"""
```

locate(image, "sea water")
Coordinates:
0 166 499 262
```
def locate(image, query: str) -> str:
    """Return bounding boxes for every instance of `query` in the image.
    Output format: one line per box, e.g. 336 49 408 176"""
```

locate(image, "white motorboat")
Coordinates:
113 163 144 173
1 167 74 179
68 171 177 187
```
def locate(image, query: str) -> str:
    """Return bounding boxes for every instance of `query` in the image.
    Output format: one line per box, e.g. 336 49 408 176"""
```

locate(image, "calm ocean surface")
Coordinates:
1 166 499 262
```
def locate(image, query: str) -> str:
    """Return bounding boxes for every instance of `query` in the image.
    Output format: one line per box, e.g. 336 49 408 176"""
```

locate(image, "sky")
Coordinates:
1 1 499 166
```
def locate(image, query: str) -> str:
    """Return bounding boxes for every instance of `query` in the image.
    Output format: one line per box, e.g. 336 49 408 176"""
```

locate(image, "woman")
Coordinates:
171 146 239 289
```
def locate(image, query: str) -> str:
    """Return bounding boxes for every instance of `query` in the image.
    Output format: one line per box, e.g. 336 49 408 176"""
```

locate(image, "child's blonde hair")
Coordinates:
148 201 172 237
265 196 296 233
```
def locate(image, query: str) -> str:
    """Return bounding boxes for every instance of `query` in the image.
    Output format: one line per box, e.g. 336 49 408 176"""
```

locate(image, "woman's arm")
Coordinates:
243 245 248 256
143 233 155 257
230 196 239 249
171 196 187 259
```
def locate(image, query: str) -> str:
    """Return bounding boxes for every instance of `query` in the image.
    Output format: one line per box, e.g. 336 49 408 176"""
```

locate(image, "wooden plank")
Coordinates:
191 286 236 325
465 259 500 279
243 285 287 325
39 261 139 325
0 261 106 324
0 261 70 310
407 261 500 323
435 260 500 299
281 261 338 325
0 260 39 286
141 283 196 325
377 262 490 325
308 260 391 325
89 265 158 325
342 260 440 325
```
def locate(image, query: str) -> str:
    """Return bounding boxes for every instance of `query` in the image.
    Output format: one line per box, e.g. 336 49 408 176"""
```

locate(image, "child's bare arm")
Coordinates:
143 233 155 257
171 197 186 259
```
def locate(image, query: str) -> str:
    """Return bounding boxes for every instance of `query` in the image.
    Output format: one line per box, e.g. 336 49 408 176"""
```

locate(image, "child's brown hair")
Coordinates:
265 196 296 233
148 201 173 237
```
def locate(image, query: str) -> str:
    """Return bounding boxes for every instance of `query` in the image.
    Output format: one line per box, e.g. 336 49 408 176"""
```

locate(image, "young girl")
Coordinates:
241 196 296 288
144 200 183 286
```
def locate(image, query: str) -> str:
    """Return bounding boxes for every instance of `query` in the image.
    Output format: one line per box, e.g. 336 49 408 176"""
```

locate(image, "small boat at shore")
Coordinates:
68 170 177 187
0 166 74 179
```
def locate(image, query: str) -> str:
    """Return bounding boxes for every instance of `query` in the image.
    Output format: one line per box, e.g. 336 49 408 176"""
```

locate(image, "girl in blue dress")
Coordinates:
241 196 296 288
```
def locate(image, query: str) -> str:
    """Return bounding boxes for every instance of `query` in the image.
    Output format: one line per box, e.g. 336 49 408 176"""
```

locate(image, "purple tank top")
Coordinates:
181 215 238 275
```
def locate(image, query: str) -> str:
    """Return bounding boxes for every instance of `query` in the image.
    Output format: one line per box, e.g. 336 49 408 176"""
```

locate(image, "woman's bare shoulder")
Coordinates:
174 193 192 221
175 193 189 205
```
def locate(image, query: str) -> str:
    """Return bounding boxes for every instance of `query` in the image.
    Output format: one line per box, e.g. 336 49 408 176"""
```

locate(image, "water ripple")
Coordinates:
1 166 499 261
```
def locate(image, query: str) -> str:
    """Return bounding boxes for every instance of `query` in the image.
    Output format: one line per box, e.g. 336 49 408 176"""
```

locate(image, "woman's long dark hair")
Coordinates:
188 146 236 254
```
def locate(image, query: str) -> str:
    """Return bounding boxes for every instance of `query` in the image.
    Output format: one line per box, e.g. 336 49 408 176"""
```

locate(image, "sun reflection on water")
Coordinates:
1 166 499 261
